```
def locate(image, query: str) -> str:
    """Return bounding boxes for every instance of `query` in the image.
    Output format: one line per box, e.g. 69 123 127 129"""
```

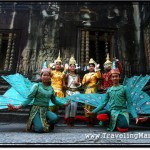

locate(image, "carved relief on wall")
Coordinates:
18 5 60 75
36 42 56 72
19 30 58 75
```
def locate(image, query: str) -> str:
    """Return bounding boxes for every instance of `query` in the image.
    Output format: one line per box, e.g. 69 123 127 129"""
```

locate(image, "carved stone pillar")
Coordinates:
80 30 85 69
4 33 12 71
95 31 99 63
85 31 89 66
8 33 16 71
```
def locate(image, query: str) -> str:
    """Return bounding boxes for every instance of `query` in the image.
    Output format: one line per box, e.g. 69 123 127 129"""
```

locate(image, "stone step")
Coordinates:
0 105 86 123
1 110 150 128
0 111 89 126
0 76 10 95
1 107 150 127
0 85 10 95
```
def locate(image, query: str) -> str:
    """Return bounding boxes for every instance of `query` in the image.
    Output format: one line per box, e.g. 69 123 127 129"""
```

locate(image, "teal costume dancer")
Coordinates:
0 73 67 133
23 82 66 132
92 85 138 131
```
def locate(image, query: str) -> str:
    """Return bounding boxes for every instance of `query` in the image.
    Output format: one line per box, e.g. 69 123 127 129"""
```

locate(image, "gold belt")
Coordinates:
54 88 62 91
86 85 96 89
67 87 79 92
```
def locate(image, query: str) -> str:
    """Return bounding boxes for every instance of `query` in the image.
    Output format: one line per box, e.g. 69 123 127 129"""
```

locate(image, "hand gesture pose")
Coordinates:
49 63 54 69
64 100 71 107
7 104 22 111
84 108 93 115
136 116 148 124
64 63 69 71
96 64 100 69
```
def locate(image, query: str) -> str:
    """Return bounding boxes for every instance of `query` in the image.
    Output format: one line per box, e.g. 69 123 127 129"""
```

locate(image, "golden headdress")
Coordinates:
104 53 112 68
54 51 62 64
69 56 76 65
89 58 96 64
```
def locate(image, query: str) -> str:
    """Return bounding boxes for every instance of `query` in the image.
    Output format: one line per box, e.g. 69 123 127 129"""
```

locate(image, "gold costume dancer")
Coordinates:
82 58 101 126
49 52 66 113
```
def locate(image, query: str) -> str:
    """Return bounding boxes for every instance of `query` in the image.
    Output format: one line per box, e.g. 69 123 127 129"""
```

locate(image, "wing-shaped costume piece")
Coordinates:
0 87 27 109
2 73 33 98
63 93 106 107
0 74 34 109
124 75 150 114
0 73 66 108
123 75 150 93
64 75 150 114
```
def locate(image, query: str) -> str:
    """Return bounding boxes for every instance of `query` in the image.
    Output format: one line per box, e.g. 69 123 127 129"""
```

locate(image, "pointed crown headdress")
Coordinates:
69 56 76 65
54 51 62 64
89 58 96 65
104 53 112 68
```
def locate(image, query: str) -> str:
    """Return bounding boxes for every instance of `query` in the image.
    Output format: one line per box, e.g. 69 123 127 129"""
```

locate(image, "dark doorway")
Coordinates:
79 28 113 72
89 31 108 72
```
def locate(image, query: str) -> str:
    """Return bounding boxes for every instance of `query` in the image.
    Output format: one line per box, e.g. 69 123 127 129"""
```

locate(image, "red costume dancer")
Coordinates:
101 53 123 93
100 53 113 93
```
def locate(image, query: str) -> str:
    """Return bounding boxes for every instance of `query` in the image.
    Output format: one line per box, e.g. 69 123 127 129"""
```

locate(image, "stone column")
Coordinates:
85 31 89 66
4 33 12 71
80 30 85 70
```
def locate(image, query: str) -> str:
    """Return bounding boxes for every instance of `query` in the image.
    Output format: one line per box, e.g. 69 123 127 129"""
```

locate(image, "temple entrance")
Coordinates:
89 31 107 71
77 28 115 72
